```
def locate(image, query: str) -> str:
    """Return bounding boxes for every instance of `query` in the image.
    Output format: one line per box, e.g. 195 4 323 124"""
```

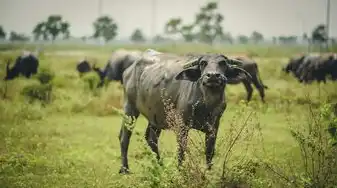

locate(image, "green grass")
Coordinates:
0 43 336 188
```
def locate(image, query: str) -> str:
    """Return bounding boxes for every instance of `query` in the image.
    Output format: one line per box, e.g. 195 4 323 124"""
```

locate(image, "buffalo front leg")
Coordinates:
145 124 162 162
205 127 219 170
119 102 140 174
177 129 189 167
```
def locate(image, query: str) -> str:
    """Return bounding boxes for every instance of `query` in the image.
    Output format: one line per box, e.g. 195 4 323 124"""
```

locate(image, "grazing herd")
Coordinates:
283 53 337 84
2 48 337 174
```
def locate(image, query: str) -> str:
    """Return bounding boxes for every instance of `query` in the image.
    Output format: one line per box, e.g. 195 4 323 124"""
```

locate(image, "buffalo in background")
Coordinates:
76 58 93 76
283 53 337 84
228 56 268 103
76 58 107 88
75 49 143 88
102 49 143 84
4 51 39 81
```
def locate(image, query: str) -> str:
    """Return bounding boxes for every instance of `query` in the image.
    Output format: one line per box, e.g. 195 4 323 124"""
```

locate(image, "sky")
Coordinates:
0 0 336 39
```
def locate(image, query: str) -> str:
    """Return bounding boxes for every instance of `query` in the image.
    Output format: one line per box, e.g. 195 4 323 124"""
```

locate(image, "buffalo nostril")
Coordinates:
214 73 221 78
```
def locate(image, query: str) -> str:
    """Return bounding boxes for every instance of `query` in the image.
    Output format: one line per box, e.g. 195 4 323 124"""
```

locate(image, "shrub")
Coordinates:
35 67 55 84
81 72 101 95
263 102 337 188
21 83 53 103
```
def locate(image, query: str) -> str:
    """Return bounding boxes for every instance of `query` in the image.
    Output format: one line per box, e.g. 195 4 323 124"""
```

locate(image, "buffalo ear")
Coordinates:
175 67 201 82
225 66 252 83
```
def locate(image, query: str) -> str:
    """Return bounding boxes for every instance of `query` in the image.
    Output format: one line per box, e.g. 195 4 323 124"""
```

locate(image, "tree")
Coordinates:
250 31 264 44
0 26 6 39
164 18 195 42
180 24 195 42
221 32 233 44
272 36 277 44
60 21 70 39
32 22 48 41
32 15 71 41
311 24 328 45
130 28 145 43
9 31 30 42
278 35 297 45
165 18 182 38
310 24 329 52
153 35 167 43
92 15 118 43
194 2 224 45
302 33 309 43
237 35 249 44
45 15 70 41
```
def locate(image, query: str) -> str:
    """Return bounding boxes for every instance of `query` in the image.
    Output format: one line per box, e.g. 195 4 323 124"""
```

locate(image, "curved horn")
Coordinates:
182 57 201 69
230 65 253 80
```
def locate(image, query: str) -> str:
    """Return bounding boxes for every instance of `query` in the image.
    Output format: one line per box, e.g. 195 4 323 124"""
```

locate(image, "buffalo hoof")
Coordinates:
119 167 130 174
206 163 213 170
158 159 164 166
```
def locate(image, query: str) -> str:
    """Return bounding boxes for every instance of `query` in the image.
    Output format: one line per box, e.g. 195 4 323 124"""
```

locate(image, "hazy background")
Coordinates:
0 0 336 39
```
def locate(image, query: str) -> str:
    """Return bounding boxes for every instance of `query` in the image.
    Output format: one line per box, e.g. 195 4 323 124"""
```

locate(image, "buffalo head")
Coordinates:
3 59 19 81
175 54 252 88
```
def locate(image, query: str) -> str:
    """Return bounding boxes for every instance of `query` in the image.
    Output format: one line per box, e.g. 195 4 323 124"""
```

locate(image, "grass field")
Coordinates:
0 43 337 188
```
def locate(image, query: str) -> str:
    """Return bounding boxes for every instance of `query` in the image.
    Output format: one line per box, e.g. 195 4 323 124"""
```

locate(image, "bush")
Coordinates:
35 67 55 84
81 72 101 95
263 102 337 188
21 83 53 103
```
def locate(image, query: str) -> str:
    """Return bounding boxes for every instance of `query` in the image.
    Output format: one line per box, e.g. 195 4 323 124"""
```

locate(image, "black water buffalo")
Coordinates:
118 51 251 174
76 58 92 76
299 54 336 83
283 53 337 84
228 56 268 103
103 49 143 84
4 52 39 80
283 54 306 77
292 53 337 84
329 54 337 80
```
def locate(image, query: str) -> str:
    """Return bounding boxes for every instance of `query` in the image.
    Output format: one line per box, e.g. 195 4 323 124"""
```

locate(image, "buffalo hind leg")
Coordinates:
251 76 265 103
145 124 162 163
119 102 140 174
242 80 253 102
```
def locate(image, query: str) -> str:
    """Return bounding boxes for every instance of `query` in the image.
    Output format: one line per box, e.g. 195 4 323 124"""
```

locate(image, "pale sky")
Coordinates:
0 0 336 39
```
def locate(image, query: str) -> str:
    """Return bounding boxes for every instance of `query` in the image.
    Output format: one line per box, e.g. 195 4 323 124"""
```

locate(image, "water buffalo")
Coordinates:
300 54 336 83
76 58 92 76
228 56 268 103
283 54 306 77
291 53 337 84
329 54 337 80
118 51 252 174
103 49 143 84
4 52 39 80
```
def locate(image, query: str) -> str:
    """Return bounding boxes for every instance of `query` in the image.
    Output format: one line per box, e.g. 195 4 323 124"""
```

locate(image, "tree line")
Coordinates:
0 2 333 46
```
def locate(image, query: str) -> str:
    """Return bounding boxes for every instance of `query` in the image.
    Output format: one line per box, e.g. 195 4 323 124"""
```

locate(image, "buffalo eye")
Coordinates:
218 60 229 69
199 60 208 68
